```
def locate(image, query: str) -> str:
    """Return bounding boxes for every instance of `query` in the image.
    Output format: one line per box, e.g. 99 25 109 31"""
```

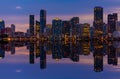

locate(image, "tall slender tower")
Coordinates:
93 6 103 30
93 6 103 38
40 9 46 35
29 15 34 37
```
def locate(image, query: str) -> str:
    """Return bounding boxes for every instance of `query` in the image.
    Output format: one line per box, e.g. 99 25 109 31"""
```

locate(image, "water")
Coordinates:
0 41 120 79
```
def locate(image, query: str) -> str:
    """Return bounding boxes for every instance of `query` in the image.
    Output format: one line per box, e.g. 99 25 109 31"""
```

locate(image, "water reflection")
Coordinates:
0 41 120 72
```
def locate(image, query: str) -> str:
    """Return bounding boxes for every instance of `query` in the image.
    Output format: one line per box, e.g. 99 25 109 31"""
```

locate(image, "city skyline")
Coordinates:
1 0 120 32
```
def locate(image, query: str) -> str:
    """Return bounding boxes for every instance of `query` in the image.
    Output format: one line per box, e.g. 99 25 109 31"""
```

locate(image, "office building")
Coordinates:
36 20 40 38
81 23 90 40
52 18 62 40
29 15 34 37
40 9 46 35
93 6 103 38
70 17 79 36
62 21 71 42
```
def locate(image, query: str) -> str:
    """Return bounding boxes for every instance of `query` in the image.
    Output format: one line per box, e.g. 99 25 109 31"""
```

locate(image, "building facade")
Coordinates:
40 9 46 35
29 15 34 37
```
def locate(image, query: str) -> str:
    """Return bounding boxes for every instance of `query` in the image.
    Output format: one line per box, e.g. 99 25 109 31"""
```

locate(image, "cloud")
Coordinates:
16 6 22 10
15 69 22 73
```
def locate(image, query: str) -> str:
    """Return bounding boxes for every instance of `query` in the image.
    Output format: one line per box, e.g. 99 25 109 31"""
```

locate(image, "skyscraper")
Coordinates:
70 17 79 39
93 6 103 38
93 43 103 72
108 13 118 37
40 9 46 35
29 15 34 37
0 20 5 34
93 7 103 30
0 20 5 31
52 18 62 40
11 24 15 37
36 20 40 38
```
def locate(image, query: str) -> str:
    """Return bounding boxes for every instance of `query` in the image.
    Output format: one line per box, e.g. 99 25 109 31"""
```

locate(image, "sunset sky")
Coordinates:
1 0 120 32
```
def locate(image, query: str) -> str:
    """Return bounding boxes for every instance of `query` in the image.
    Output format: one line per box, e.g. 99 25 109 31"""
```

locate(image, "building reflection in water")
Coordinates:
0 40 120 72
40 43 46 69
93 41 103 72
29 43 34 64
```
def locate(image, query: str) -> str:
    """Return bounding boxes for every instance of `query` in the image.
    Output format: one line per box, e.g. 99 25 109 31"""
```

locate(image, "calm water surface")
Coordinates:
0 41 120 79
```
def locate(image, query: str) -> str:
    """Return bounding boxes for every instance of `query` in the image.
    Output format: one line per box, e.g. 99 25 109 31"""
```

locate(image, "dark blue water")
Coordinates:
0 41 119 79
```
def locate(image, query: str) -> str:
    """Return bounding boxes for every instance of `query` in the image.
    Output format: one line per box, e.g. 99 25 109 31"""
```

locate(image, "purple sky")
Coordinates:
1 0 120 32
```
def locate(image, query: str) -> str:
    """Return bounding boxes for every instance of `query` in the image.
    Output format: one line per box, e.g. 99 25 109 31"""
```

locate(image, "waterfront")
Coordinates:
0 41 119 79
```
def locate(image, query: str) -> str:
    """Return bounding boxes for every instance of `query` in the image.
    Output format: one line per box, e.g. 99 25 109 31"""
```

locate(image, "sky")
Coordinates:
1 0 120 32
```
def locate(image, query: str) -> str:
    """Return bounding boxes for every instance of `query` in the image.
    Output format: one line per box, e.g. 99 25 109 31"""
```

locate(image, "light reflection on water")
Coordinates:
0 41 120 79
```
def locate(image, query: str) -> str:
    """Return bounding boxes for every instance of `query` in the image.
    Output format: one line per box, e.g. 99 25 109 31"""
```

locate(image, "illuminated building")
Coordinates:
81 23 90 40
93 41 103 72
62 21 71 42
29 15 34 37
108 13 118 37
0 20 5 34
82 41 90 55
0 20 5 30
93 6 103 38
36 20 40 38
40 9 46 35
52 18 62 40
35 41 40 58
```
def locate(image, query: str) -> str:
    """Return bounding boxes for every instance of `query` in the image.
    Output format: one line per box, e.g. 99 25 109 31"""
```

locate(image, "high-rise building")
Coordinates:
93 6 103 38
29 15 34 37
76 24 82 40
11 24 15 37
70 17 79 27
52 42 62 60
40 45 46 69
62 21 71 43
93 7 103 30
70 17 79 40
0 20 5 31
40 9 46 35
52 18 62 40
0 20 5 34
70 44 79 62
29 43 34 64
108 13 118 37
93 47 103 72
81 23 90 40
36 20 40 38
